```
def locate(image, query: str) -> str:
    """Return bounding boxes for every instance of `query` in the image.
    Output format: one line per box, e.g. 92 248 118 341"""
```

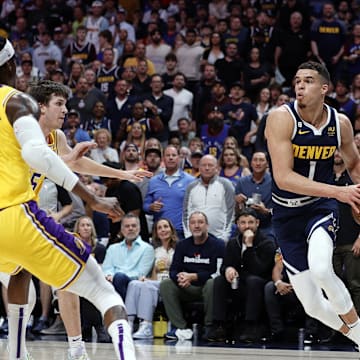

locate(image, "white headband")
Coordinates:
0 39 15 67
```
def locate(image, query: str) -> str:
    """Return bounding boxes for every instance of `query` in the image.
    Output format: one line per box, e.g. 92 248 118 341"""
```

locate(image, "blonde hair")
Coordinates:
73 216 97 249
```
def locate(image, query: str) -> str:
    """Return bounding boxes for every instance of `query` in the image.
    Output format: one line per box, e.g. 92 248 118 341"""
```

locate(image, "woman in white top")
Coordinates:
125 218 178 339
90 128 119 164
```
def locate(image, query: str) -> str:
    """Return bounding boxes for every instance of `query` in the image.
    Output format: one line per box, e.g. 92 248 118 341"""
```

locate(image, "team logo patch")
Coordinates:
327 126 336 137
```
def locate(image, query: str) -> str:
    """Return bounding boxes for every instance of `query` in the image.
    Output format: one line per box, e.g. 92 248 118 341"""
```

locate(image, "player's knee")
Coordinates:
309 262 332 285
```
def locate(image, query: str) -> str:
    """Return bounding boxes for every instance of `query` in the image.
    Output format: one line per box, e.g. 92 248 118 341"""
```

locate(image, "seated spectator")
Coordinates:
63 109 91 148
263 248 305 342
66 61 85 94
126 218 178 339
74 215 109 342
90 128 119 164
218 147 251 188
207 208 276 342
160 211 225 341
102 214 155 299
223 136 250 169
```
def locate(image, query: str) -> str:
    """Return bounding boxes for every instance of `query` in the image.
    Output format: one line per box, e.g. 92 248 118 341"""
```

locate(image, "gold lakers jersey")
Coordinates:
30 130 59 198
0 85 35 208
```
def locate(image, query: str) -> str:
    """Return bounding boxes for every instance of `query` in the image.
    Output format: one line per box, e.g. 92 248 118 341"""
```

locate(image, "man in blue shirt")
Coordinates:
103 214 155 299
144 145 194 239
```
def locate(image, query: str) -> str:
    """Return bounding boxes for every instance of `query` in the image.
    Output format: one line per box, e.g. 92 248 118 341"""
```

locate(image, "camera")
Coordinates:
246 198 254 206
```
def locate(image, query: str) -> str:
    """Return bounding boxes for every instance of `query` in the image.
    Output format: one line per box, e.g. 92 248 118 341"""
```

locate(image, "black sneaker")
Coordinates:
239 323 259 343
0 318 8 334
304 333 319 345
95 325 111 343
205 325 226 342
32 318 49 334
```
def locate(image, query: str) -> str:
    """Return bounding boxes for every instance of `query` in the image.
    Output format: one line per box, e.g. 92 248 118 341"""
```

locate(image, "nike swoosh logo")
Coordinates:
298 130 310 135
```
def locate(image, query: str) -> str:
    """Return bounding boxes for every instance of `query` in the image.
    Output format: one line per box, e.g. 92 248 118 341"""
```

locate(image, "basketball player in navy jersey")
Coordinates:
265 61 360 349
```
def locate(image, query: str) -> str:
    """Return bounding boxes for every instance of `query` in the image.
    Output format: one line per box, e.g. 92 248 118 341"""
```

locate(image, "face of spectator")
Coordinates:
217 20 228 34
251 152 268 174
150 75 163 93
259 87 270 103
250 47 260 62
210 32 221 46
41 33 51 46
66 114 80 130
166 59 177 72
91 3 103 17
335 82 349 97
189 212 208 239
230 86 245 101
169 137 181 149
223 149 237 167
137 61 148 75
124 146 139 162
71 63 83 77
84 69 96 85
130 122 143 138
163 146 180 173
76 78 89 95
226 43 238 58
21 62 32 75
121 217 140 242
114 80 128 96
276 94 290 107
178 119 190 134
96 132 110 148
323 3 335 19
189 140 202 153
167 17 177 30
237 214 259 234
156 219 172 243
135 43 146 58
77 217 94 242
230 17 241 31
354 133 360 151
145 152 161 171
290 11 303 29
103 49 114 66
224 137 238 150
199 155 218 182
203 65 216 81
212 83 226 98
173 74 185 90
16 77 28 92
93 101 105 118
185 32 196 46
122 67 136 81
132 103 145 119
151 31 162 44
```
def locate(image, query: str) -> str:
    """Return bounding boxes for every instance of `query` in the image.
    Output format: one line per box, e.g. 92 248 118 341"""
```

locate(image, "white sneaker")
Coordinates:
133 321 153 339
25 353 35 360
175 328 193 341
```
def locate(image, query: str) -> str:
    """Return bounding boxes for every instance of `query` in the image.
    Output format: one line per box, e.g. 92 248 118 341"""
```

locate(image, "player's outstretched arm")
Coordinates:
56 130 152 182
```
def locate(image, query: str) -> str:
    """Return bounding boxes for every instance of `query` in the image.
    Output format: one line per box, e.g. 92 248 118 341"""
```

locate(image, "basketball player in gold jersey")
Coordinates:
0 37 142 360
1 79 152 359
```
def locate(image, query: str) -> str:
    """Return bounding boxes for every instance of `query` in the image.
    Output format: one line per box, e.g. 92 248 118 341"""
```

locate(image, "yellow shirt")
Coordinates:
0 85 35 208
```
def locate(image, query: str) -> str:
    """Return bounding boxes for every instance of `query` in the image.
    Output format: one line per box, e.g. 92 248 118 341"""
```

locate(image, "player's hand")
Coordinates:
62 141 97 164
352 237 360 257
335 184 360 215
90 196 125 222
121 169 153 182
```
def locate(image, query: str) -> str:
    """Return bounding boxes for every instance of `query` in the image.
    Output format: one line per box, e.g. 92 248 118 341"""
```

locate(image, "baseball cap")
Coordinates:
145 147 161 158
68 109 80 117
124 143 139 152
118 6 127 14
54 27 62 33
230 81 244 90
92 0 103 7
191 150 203 157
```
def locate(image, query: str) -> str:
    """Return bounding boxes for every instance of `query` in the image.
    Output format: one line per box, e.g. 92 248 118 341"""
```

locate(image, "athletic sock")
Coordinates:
8 304 28 360
108 319 136 360
68 335 85 357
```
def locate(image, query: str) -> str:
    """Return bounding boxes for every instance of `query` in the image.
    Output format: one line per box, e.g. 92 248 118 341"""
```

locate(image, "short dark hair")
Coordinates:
165 52 177 62
297 61 330 84
236 207 259 222
28 80 70 105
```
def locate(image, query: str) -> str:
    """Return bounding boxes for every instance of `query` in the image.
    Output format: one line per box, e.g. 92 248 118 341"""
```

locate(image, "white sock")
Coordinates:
8 304 28 360
68 335 85 357
345 319 360 347
108 320 136 360
128 315 135 333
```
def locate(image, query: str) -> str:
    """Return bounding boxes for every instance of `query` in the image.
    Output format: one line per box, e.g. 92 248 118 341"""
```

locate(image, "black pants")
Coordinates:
213 274 267 323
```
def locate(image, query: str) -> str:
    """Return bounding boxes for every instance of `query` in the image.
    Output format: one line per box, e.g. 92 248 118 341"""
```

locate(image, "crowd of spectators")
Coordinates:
1 0 360 348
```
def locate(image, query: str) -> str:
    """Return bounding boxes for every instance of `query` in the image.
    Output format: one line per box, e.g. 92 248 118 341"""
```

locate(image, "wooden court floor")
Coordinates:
1 339 359 360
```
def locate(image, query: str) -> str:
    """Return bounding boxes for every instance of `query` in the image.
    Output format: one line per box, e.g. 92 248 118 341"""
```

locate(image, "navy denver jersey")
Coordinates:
271 100 341 208
96 65 121 97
